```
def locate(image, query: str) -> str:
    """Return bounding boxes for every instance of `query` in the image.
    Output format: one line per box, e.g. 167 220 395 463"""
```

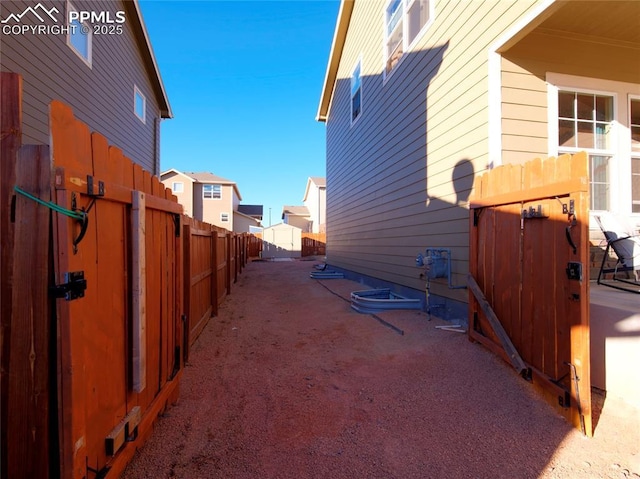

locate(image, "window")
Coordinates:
351 59 362 124
221 213 229 222
557 90 614 211
203 184 221 199
67 1 92 66
384 0 431 78
632 98 640 213
134 87 146 123
172 182 183 193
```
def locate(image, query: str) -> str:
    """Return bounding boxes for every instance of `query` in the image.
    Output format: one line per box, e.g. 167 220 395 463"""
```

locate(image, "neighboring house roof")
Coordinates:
316 0 355 122
161 169 242 200
282 206 310 219
184 172 234 184
160 168 194 182
238 205 264 219
303 177 326 202
126 0 172 118
233 209 261 223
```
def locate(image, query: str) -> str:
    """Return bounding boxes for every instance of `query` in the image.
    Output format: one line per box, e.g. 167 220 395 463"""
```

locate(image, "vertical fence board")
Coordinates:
88 132 128 469
9 145 51 479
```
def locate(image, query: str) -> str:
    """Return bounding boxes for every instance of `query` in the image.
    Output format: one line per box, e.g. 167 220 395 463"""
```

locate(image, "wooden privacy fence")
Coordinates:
182 219 253 360
302 232 326 257
1 74 254 479
468 153 592 436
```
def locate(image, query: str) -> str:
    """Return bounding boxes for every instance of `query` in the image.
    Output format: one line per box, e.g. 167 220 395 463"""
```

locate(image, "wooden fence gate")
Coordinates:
49 101 184 477
468 153 592 436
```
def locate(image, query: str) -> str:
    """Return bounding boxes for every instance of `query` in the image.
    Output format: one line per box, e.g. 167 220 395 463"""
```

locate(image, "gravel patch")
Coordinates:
121 259 640 479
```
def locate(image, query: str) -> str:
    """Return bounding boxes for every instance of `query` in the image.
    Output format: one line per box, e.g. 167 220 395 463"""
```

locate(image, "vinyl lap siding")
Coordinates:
501 29 640 166
325 0 539 303
0 0 160 174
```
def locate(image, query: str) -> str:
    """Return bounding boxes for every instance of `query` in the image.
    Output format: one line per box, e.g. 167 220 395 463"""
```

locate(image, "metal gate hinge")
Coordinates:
51 271 87 301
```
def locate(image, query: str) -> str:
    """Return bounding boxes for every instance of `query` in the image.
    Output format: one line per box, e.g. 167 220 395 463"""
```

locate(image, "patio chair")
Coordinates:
594 213 640 293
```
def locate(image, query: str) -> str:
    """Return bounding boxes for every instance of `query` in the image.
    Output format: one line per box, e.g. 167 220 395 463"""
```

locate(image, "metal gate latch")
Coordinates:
51 271 87 301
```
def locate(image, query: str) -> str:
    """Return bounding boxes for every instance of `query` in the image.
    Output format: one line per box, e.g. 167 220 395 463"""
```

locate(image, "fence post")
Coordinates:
225 232 235 294
1 73 22 478
9 145 51 479
182 222 192 362
211 229 219 316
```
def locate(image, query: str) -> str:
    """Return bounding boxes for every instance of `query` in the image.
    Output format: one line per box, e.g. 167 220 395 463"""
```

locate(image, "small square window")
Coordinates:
221 213 229 222
67 2 92 66
172 182 183 193
134 87 146 123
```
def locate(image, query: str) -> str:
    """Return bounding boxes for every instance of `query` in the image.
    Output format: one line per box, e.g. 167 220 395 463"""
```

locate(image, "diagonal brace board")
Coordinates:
467 274 529 377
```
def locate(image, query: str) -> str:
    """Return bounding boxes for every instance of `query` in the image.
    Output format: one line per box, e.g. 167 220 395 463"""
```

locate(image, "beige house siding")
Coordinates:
286 215 311 232
303 179 326 233
161 171 193 216
501 28 640 166
325 0 539 304
232 211 260 234
200 183 235 230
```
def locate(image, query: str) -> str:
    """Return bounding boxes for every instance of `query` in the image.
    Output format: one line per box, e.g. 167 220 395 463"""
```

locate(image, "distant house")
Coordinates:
0 0 171 175
282 205 311 232
237 205 264 223
282 177 327 233
161 169 261 233
303 177 327 233
317 0 640 318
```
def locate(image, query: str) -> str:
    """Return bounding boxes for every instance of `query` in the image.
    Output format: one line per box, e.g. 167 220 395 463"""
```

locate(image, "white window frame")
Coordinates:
220 212 229 222
172 182 183 193
382 0 433 82
67 1 92 67
350 57 362 125
203 184 221 200
547 73 640 218
134 86 146 124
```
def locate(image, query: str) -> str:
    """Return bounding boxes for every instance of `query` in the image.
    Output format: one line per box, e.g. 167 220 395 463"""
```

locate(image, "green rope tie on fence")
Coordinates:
14 185 85 220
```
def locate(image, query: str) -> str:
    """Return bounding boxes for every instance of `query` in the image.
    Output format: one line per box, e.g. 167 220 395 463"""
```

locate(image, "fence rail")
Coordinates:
1 73 258 479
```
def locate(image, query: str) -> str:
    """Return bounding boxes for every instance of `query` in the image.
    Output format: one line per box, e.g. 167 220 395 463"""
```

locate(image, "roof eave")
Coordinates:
129 0 173 119
316 0 355 123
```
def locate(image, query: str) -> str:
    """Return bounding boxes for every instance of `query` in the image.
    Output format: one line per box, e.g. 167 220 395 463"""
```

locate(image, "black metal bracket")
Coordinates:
87 175 105 197
562 199 575 216
558 391 571 409
566 262 583 281
51 271 87 301
86 464 110 479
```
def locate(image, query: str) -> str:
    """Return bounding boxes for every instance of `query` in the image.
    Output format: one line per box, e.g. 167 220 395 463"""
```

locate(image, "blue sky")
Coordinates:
139 0 340 226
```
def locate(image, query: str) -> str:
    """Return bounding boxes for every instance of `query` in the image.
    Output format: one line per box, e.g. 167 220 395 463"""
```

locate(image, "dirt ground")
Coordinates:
122 258 640 479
